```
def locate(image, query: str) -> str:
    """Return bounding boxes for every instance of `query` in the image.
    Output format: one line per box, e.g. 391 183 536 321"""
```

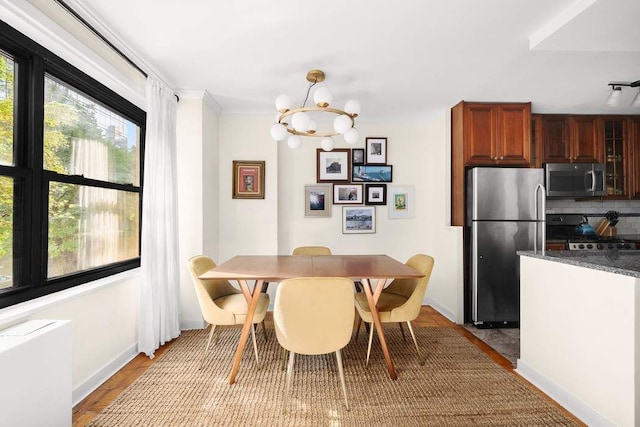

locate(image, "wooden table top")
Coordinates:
199 254 423 281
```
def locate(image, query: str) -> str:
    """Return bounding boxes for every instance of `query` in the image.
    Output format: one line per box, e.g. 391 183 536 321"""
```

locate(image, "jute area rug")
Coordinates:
89 326 578 426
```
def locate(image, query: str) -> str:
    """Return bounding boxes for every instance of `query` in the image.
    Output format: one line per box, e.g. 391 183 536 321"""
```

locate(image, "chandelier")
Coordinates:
270 69 360 151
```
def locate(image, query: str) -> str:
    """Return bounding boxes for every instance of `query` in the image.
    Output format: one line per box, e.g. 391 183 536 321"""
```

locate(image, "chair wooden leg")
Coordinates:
261 321 268 342
366 322 375 367
199 324 216 370
283 351 296 414
406 321 424 365
335 349 350 411
281 347 288 371
399 322 406 342
250 322 260 368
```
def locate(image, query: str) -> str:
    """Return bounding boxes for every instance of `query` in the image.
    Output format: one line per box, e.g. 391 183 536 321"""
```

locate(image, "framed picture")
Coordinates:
388 185 415 218
342 206 376 234
316 149 350 182
352 165 393 182
232 160 265 199
365 184 387 205
304 184 332 217
333 184 363 204
352 148 365 165
366 137 387 164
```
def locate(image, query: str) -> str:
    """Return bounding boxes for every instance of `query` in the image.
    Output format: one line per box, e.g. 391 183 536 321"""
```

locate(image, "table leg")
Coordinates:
228 279 264 384
361 278 397 380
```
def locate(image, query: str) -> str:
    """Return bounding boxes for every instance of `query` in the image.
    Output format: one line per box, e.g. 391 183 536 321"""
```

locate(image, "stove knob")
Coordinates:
586 244 593 249
608 243 615 249
616 243 624 249
597 243 604 250
623 244 630 249
578 244 585 249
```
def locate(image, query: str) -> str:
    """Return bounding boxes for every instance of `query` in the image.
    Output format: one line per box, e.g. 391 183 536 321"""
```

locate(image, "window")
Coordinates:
0 21 145 308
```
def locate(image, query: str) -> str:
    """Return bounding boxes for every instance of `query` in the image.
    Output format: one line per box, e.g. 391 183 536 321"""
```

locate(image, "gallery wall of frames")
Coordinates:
304 137 415 233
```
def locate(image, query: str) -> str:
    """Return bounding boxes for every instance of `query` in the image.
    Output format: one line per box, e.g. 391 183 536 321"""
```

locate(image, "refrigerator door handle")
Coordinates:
534 184 546 255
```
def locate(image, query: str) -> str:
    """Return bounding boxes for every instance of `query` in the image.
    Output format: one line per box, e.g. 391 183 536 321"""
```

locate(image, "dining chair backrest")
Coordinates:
188 255 241 325
292 246 332 256
274 277 354 355
383 254 435 318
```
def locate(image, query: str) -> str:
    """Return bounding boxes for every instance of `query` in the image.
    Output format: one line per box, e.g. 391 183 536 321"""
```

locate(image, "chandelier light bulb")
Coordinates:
313 87 333 107
333 114 352 134
321 136 335 151
275 94 292 112
343 127 360 144
291 111 310 132
307 119 317 134
287 134 303 150
344 99 361 116
270 123 288 141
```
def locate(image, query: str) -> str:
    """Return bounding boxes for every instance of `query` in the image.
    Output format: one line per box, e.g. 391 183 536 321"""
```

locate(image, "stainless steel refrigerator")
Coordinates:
467 167 545 327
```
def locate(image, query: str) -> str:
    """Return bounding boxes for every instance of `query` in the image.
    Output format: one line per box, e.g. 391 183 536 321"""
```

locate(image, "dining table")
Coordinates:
199 254 424 384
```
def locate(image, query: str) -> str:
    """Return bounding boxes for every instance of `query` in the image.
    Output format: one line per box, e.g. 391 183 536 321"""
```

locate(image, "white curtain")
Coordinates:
138 76 181 358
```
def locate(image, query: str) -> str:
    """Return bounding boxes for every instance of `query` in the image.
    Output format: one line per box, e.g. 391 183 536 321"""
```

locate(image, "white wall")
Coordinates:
176 92 221 329
216 111 463 321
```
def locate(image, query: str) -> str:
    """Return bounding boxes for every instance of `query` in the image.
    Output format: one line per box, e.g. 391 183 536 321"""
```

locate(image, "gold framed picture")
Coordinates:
232 160 265 199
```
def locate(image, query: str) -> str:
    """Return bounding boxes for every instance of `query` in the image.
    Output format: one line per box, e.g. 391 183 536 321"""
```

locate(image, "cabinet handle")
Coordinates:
500 156 504 160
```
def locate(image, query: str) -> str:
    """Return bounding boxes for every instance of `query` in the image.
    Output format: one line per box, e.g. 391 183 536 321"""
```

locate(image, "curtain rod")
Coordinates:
53 0 179 102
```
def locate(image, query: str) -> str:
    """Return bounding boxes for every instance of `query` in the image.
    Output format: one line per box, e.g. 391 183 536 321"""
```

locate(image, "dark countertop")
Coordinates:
518 250 640 278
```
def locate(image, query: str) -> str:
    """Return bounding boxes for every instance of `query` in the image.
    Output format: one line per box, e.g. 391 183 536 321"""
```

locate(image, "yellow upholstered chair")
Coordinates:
188 255 269 370
274 277 355 412
291 245 332 256
354 254 434 366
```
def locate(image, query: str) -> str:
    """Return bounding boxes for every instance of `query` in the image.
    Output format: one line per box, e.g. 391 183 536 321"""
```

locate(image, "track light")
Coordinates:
606 80 640 107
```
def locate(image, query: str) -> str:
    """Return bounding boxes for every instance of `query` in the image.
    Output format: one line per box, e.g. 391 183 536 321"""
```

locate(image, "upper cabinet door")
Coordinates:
541 115 602 163
542 116 570 162
496 103 531 164
464 104 495 164
570 116 602 163
462 102 531 165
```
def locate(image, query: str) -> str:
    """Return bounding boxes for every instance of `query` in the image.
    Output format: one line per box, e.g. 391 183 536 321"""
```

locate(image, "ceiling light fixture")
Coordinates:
270 70 360 151
606 80 640 107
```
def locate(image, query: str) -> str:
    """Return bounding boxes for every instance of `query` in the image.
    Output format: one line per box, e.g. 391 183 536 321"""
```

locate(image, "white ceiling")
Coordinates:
68 0 640 121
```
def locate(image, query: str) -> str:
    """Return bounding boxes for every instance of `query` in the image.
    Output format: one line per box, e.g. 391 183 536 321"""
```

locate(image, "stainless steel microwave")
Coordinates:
545 163 606 198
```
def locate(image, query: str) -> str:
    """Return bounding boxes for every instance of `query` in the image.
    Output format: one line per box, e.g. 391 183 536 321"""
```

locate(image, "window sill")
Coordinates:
0 268 140 327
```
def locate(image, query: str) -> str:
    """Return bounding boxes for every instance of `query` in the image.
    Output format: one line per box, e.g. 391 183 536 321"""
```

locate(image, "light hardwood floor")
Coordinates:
72 306 583 426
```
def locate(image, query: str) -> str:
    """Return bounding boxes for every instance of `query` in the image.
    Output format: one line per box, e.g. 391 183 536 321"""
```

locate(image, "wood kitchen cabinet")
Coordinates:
451 101 531 226
602 117 629 197
630 118 640 199
541 115 602 163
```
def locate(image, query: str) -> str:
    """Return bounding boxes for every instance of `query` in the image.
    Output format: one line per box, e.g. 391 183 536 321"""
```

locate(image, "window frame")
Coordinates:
0 20 145 308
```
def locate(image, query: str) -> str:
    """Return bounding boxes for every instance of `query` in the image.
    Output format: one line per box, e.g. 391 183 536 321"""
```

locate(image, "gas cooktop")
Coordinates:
567 237 636 251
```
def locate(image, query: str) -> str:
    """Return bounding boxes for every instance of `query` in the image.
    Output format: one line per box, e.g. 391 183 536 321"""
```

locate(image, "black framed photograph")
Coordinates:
352 148 365 165
365 184 387 205
304 184 332 217
342 206 376 234
366 137 387 164
316 148 351 182
352 165 393 182
333 184 363 204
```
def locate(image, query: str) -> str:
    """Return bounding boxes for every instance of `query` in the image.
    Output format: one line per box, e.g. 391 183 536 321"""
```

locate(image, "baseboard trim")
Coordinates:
515 360 614 427
72 343 138 406
425 298 456 323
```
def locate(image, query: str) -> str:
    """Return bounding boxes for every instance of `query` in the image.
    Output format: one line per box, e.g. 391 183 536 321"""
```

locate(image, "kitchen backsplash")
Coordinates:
546 199 640 235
